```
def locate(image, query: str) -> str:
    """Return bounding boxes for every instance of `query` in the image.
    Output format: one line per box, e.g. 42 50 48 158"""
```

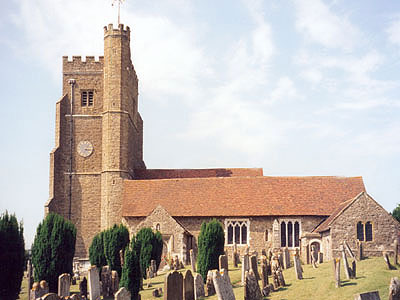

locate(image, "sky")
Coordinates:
1 0 400 248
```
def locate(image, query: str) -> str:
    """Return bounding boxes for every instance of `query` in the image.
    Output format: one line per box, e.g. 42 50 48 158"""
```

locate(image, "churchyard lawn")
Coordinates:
19 256 398 299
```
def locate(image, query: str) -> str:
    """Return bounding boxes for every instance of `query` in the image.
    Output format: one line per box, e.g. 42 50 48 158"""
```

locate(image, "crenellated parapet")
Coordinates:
63 56 104 73
103 23 130 38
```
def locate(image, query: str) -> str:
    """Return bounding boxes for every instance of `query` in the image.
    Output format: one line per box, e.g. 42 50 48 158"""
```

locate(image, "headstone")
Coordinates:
151 259 157 274
40 280 49 295
183 270 195 300
249 255 260 280
245 246 250 255
212 269 235 300
115 287 131 300
40 293 60 300
206 270 216 296
30 282 42 300
261 249 267 257
190 250 196 273
395 240 399 266
341 245 351 279
111 271 119 295
384 252 395 270
219 255 229 275
352 260 357 279
311 245 318 268
344 241 356 260
88 266 101 300
164 270 183 300
357 241 364 261
79 277 87 298
101 265 112 297
293 250 303 280
278 251 284 268
58 273 71 297
194 274 205 300
318 252 323 264
241 254 250 284
353 291 381 300
333 258 341 288
271 255 285 288
244 269 262 300
389 277 400 300
282 247 290 269
260 257 269 289
173 255 181 270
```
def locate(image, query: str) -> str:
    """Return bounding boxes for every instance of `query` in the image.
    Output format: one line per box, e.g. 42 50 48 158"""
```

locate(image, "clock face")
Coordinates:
77 141 93 157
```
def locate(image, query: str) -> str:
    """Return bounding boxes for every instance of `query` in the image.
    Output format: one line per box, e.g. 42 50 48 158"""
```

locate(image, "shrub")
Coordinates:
31 213 76 292
120 235 141 300
0 211 25 300
89 231 106 274
103 224 129 278
136 228 163 279
197 219 225 282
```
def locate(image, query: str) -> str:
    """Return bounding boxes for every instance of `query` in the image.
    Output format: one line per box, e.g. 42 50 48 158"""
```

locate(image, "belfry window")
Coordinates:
81 91 94 106
225 219 249 245
280 220 300 248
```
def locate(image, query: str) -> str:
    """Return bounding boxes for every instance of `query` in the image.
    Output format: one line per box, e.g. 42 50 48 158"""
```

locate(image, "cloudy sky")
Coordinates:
1 0 400 247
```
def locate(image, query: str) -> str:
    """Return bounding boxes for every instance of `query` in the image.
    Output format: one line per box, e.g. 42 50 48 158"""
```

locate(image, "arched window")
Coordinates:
288 221 293 247
241 224 247 244
281 221 286 247
227 224 233 244
294 221 300 247
357 221 364 241
156 223 161 231
365 221 373 241
225 220 250 245
234 223 241 244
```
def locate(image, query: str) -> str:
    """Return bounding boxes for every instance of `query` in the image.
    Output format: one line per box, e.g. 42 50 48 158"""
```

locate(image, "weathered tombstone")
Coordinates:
40 293 60 300
384 252 395 270
311 245 318 268
395 240 399 266
219 254 229 275
206 270 216 296
101 265 112 297
212 269 235 300
164 270 183 300
79 277 87 298
40 280 49 295
333 258 341 288
278 251 284 268
245 246 250 255
58 273 71 297
271 255 285 288
351 260 357 279
260 257 269 289
115 287 131 300
318 252 323 264
88 266 101 300
194 273 205 300
344 241 356 260
189 250 196 273
389 277 400 300
151 259 157 274
282 247 290 269
111 270 119 295
261 249 267 257
241 254 250 285
293 250 303 280
30 282 41 300
353 291 381 300
183 270 195 300
173 255 181 270
244 269 262 300
249 255 260 280
357 240 364 261
341 245 351 279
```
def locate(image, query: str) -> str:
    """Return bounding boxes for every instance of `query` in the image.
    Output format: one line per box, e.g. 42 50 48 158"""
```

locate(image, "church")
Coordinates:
45 23 400 265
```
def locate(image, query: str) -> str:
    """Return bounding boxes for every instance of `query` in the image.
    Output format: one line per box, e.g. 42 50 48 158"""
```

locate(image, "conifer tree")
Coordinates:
120 235 141 300
89 231 107 274
197 219 225 282
0 211 25 300
32 213 76 292
103 224 129 278
136 227 163 279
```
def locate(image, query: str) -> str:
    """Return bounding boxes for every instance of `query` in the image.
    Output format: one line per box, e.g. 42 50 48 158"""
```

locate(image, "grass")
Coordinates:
19 257 399 299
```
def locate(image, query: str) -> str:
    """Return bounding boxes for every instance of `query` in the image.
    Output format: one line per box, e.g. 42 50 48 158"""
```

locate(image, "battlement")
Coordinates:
104 23 130 37
63 56 104 73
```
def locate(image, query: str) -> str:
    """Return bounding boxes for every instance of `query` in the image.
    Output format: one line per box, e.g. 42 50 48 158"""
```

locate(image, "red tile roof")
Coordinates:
133 168 263 179
122 175 365 217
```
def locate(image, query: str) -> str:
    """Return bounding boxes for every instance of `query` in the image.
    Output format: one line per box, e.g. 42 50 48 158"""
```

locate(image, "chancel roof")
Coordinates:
122 173 365 217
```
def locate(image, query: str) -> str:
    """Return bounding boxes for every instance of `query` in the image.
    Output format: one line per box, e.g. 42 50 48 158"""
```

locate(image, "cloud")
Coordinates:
293 0 360 51
386 16 400 46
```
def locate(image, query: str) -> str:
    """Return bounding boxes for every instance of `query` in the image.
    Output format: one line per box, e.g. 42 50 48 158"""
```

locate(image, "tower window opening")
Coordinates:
81 90 94 106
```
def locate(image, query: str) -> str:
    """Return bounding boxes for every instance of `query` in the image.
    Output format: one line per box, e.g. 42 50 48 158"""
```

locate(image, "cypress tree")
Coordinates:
32 213 76 292
0 211 25 300
136 227 163 279
197 219 225 282
103 224 129 278
89 231 107 274
120 235 141 300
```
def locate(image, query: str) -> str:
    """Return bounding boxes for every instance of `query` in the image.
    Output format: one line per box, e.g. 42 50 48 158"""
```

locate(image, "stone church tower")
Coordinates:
46 24 145 257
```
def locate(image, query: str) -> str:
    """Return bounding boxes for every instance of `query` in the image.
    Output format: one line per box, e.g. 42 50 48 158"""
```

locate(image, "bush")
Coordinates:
89 231 107 274
197 219 225 282
103 224 129 278
120 235 141 300
0 211 25 300
392 204 400 223
136 228 163 279
31 213 76 292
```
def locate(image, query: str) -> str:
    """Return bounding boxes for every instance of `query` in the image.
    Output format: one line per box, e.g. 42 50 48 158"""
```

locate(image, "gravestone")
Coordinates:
58 273 70 297
30 282 42 300
311 245 318 268
111 270 119 295
40 293 59 300
250 255 260 280
194 273 205 300
164 270 183 300
384 252 395 270
40 281 49 295
357 241 364 261
70 294 80 300
151 259 157 274
79 277 87 298
354 291 381 300
344 241 355 259
333 258 341 288
101 265 112 297
260 257 269 288
183 270 195 300
271 255 285 288
88 266 101 300
389 277 400 300
293 250 303 280
212 269 235 300
219 255 229 275
341 245 351 279
115 287 131 300
206 270 216 296
282 247 290 269
241 254 250 284
395 240 399 266
190 250 196 273
244 269 262 300
318 252 323 264
278 251 284 268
